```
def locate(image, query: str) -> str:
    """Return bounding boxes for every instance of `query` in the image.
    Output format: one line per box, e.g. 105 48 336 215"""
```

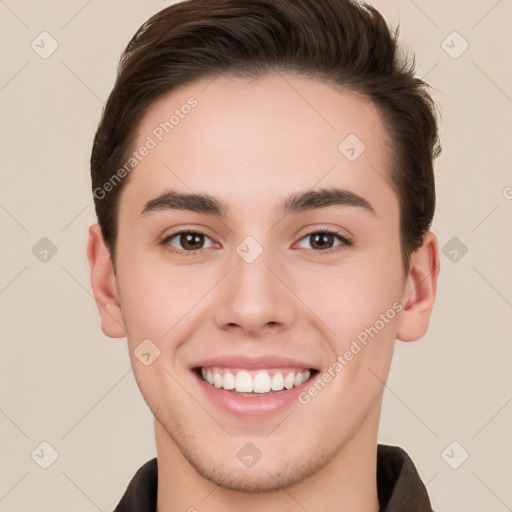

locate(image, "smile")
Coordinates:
199 367 313 394
190 355 320 417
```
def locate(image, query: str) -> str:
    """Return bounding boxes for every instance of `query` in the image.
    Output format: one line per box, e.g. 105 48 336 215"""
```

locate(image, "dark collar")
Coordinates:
376 445 433 511
114 444 433 511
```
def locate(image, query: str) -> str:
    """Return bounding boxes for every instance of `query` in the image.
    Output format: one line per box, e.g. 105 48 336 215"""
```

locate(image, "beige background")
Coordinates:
1 1 511 510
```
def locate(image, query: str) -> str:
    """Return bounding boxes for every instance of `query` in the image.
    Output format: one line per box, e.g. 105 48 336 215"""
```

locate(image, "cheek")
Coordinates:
115 251 173 340
115 252 218 344
296 255 404 344
296 260 402 427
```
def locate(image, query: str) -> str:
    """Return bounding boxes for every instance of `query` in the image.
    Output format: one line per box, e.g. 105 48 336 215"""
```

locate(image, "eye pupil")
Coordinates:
311 233 334 250
181 233 203 249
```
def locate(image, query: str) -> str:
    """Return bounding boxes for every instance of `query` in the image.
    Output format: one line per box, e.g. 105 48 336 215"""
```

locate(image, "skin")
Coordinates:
87 73 439 512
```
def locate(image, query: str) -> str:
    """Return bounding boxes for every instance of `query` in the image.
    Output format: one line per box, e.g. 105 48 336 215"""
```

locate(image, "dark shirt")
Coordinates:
114 444 433 511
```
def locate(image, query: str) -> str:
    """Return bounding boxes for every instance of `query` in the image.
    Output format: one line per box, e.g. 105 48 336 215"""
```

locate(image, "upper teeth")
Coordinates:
201 368 311 393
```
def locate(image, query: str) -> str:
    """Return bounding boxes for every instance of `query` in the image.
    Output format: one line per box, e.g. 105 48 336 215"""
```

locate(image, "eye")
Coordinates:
296 230 351 251
163 230 217 252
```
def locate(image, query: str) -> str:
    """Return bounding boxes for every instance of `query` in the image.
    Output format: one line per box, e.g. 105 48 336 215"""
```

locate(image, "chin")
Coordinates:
168 426 340 494
190 457 319 494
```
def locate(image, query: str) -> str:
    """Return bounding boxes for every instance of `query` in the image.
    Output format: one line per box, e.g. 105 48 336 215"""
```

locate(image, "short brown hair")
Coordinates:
91 0 440 267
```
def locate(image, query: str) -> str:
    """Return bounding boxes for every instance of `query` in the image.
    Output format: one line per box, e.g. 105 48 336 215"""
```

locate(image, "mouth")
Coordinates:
190 355 320 417
194 366 318 396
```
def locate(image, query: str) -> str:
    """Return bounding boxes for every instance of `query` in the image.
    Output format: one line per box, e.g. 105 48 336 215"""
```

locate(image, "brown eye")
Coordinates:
297 231 350 251
309 233 335 250
165 231 216 252
180 232 205 250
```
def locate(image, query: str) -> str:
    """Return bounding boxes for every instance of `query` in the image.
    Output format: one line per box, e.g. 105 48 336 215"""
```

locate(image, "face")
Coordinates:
89 73 434 492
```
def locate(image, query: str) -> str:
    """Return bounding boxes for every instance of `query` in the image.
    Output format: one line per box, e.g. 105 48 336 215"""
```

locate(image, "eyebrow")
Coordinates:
140 190 229 217
139 186 375 218
279 186 375 216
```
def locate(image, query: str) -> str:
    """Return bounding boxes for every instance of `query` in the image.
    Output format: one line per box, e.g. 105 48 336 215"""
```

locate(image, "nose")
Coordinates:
214 243 298 338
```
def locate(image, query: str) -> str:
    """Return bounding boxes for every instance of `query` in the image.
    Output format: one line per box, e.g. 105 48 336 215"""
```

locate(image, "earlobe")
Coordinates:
396 231 440 342
86 224 127 338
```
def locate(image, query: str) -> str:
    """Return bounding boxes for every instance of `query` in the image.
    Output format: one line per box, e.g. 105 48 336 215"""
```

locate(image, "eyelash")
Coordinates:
160 228 353 257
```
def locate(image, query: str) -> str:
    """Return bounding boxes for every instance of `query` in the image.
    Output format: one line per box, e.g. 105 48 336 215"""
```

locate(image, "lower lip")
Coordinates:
194 372 313 418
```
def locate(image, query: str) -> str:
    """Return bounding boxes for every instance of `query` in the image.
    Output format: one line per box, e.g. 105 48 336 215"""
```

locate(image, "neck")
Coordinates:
155 406 381 512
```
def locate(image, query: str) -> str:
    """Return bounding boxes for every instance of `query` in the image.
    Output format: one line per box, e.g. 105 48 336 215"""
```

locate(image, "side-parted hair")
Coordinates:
91 0 441 268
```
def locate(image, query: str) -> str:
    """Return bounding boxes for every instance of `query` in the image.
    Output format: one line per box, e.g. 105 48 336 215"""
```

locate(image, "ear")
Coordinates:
396 231 440 342
86 223 127 338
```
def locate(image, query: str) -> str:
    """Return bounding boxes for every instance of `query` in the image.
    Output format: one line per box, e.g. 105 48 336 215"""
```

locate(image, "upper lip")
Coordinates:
190 355 318 371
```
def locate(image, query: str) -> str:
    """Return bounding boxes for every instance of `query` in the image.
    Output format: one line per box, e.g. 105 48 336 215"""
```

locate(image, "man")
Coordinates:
87 0 441 510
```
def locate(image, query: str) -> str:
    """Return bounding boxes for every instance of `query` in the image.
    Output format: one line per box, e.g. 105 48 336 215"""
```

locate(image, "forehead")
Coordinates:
120 73 397 221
